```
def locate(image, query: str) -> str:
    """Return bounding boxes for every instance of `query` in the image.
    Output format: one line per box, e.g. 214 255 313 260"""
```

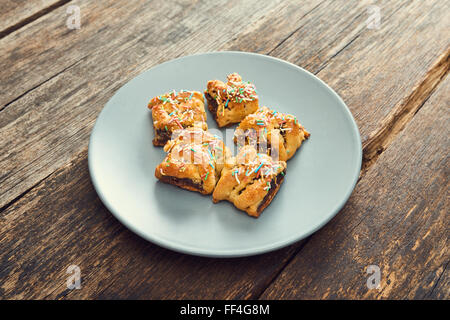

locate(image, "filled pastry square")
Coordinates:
205 73 259 127
234 106 309 161
148 90 208 146
212 146 287 217
155 128 231 195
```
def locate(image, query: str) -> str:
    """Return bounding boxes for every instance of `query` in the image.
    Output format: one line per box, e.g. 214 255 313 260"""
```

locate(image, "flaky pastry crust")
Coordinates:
212 146 287 217
148 90 208 146
234 106 310 161
205 73 259 127
155 128 231 195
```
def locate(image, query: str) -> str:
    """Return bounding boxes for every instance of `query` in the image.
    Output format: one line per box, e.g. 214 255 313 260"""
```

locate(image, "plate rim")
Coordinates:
88 51 362 258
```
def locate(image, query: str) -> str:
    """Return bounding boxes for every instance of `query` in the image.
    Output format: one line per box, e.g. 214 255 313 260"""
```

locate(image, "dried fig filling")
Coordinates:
257 169 286 212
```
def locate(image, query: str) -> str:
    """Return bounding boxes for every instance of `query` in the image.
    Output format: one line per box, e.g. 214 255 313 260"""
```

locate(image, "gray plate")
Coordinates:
88 52 362 257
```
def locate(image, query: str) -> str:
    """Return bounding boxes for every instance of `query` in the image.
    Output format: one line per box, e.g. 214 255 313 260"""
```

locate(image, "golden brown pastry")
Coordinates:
212 145 287 217
155 128 231 195
148 90 208 146
205 73 259 127
234 106 310 161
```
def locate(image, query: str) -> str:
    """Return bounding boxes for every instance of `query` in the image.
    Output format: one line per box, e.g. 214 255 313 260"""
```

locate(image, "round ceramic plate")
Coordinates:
88 51 362 257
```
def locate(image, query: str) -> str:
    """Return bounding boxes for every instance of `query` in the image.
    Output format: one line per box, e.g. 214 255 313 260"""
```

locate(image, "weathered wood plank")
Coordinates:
0 0 321 300
266 0 450 142
0 0 291 112
0 149 300 299
0 0 448 300
0 0 329 210
426 262 449 299
260 76 450 299
0 0 69 38
1 0 449 212
0 0 298 209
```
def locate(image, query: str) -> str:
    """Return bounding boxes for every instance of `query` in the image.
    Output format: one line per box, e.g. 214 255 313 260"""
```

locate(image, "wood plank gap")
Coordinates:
314 33 361 74
259 75 450 299
0 54 87 113
0 2 446 299
255 49 449 299
251 239 310 299
267 0 326 56
0 0 72 39
0 116 90 217
0 171 53 217
425 260 449 299
362 48 450 172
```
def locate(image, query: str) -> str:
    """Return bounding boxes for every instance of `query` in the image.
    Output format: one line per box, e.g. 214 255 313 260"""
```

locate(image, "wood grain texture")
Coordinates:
0 0 449 300
0 0 288 112
0 150 302 299
0 0 290 210
260 76 450 300
426 261 449 299
265 0 450 145
362 49 449 171
0 0 317 300
1 0 449 212
0 0 70 38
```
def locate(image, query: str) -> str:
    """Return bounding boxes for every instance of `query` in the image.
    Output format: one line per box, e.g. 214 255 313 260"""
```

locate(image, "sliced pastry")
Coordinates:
205 73 259 127
155 128 230 195
234 106 309 161
148 90 208 146
212 145 287 217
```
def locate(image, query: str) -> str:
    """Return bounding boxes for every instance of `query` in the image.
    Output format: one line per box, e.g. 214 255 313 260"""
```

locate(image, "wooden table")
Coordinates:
0 0 448 300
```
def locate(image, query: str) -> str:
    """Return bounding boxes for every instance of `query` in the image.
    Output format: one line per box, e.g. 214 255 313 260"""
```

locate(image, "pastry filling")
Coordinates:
205 92 219 121
155 129 173 144
159 175 203 191
257 169 285 212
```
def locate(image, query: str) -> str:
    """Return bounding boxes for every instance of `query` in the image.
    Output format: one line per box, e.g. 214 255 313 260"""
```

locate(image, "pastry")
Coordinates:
212 145 286 217
205 73 259 127
155 128 231 195
148 90 208 146
234 106 309 161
